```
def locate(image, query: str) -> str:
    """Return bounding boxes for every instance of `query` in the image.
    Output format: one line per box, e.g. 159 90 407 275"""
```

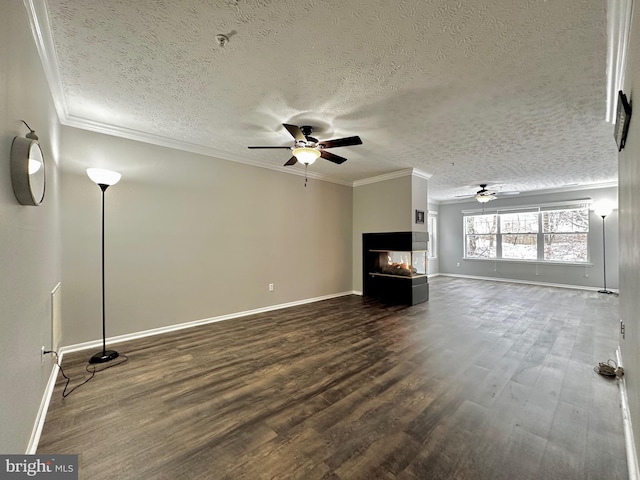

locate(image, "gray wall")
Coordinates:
5 0 630 458
619 1 640 464
1 3 62 452
411 175 428 234
438 186 618 289
351 172 429 292
352 175 413 293
59 127 353 346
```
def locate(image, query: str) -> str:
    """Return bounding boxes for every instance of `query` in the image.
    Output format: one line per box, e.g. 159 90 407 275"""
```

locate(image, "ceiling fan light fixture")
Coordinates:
475 193 496 203
292 147 320 165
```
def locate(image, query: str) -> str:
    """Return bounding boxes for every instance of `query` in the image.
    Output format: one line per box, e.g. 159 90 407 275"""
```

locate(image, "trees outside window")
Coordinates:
463 205 589 262
501 212 538 260
465 214 497 258
543 208 589 262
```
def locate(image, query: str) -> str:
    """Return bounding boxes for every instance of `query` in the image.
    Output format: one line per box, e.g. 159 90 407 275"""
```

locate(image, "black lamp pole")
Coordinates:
598 213 614 295
89 183 119 364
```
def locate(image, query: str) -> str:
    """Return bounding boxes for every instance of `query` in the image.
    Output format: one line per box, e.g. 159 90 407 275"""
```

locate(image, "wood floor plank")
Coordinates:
37 277 628 479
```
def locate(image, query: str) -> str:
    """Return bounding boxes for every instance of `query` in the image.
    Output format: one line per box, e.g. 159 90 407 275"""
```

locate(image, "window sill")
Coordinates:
462 257 593 267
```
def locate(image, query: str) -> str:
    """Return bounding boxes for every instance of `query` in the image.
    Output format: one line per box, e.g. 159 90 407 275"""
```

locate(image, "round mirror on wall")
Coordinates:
10 135 46 206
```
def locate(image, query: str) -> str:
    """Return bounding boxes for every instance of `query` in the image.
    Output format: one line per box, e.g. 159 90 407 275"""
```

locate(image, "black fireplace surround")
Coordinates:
363 232 429 305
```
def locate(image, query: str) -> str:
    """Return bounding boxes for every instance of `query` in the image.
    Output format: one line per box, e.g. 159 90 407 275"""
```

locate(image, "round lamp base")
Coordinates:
89 350 119 364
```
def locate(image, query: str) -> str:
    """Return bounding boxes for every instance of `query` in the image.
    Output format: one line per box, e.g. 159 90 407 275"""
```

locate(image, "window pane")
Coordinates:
544 233 588 261
501 212 539 233
501 234 537 259
463 206 589 263
543 208 589 233
427 215 436 257
466 235 496 258
465 215 497 235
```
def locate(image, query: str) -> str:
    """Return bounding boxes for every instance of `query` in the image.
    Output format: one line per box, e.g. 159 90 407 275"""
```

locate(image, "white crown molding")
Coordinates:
62 114 353 186
23 2 353 188
352 168 432 187
24 0 69 122
63 112 354 186
27 0 619 191
438 181 619 204
606 0 635 123
411 168 433 181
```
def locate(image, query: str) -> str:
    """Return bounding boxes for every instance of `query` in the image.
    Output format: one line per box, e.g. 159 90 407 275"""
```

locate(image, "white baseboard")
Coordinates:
617 347 639 480
31 291 357 453
26 353 64 454
438 273 619 293
60 291 357 355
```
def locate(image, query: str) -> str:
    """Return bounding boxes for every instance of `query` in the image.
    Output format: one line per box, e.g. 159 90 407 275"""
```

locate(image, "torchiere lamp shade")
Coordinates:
87 168 121 186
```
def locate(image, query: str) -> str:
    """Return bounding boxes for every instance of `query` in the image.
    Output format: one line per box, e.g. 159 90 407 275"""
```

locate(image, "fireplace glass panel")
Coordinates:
373 250 427 277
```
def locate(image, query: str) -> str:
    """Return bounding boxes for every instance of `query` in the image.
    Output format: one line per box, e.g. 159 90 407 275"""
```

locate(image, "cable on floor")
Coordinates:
46 350 129 398
593 358 624 378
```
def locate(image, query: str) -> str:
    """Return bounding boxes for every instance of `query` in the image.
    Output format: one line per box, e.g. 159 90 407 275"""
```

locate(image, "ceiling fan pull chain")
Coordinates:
304 165 308 187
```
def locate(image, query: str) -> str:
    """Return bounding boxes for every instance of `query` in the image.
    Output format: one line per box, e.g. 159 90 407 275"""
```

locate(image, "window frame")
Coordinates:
541 207 590 262
462 200 591 264
464 213 498 259
499 211 540 260
427 211 438 258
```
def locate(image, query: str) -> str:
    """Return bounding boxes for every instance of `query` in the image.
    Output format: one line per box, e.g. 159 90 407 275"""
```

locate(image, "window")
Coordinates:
427 212 438 258
500 212 538 260
463 203 589 263
465 214 497 258
543 207 589 262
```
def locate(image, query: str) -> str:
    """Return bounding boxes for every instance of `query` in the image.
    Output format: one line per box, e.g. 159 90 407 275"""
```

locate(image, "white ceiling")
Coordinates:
36 0 619 201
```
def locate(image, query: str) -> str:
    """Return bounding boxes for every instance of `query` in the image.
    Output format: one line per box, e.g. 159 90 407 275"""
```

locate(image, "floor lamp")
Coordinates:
87 168 122 363
594 202 614 295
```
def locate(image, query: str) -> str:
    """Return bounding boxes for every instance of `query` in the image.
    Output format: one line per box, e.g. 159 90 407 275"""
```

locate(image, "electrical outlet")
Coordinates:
41 346 45 365
456 262 460 267
268 283 274 292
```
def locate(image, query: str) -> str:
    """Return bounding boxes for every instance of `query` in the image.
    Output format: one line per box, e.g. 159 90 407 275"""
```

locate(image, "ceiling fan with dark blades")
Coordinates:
248 124 362 166
456 184 521 203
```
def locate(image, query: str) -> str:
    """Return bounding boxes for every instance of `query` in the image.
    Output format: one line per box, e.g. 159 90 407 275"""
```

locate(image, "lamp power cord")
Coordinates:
593 358 624 378
45 350 129 398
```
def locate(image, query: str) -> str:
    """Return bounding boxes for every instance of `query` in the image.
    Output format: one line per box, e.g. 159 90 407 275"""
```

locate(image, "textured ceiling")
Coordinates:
40 0 617 200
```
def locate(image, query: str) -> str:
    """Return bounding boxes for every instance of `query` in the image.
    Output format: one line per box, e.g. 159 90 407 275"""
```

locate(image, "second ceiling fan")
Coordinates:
248 124 362 166
456 184 521 203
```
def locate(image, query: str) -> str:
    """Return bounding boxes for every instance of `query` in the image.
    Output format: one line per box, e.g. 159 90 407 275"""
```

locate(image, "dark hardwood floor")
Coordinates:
38 277 628 479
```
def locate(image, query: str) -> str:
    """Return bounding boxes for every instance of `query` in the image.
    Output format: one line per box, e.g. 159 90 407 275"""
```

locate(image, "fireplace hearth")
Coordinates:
363 232 429 305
